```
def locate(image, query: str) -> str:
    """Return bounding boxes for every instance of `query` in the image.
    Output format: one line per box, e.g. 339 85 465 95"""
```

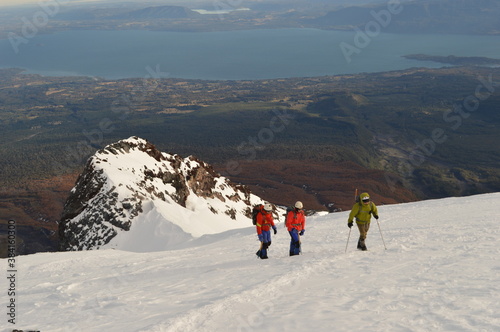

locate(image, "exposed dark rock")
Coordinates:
59 136 265 251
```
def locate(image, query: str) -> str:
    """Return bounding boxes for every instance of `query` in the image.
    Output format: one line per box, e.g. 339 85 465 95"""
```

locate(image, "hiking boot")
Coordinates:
358 238 367 251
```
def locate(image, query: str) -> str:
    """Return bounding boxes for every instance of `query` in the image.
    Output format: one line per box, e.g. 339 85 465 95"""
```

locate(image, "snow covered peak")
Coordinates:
59 136 269 252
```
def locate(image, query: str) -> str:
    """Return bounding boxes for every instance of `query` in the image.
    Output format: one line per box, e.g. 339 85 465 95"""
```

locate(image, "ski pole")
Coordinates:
345 227 351 253
376 218 387 250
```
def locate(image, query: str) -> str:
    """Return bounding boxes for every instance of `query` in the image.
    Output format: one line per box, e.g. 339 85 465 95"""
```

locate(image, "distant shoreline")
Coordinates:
403 54 500 66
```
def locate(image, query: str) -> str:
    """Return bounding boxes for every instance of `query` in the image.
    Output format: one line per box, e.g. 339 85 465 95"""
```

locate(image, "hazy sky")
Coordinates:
0 0 130 5
0 0 95 7
0 0 250 9
0 0 45 5
0 0 385 9
0 0 210 5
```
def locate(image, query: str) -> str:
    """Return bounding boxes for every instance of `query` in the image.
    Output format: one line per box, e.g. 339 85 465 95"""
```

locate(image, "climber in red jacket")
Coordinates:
255 203 277 259
286 201 306 256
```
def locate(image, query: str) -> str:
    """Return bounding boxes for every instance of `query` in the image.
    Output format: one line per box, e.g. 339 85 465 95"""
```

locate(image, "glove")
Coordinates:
258 234 263 242
299 229 305 236
374 215 379 220
348 222 353 228
273 226 277 235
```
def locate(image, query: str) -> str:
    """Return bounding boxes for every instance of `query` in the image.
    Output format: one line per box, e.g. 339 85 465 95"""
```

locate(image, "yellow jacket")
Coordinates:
348 193 378 224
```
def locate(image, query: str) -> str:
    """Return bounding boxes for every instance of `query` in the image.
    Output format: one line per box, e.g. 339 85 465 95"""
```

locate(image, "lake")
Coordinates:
1 28 500 80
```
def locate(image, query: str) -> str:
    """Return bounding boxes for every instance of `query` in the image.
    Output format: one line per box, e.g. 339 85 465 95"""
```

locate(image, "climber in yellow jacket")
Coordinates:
347 192 379 251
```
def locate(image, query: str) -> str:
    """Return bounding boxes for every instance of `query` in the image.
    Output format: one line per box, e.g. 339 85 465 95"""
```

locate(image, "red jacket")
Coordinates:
286 209 306 232
255 207 275 235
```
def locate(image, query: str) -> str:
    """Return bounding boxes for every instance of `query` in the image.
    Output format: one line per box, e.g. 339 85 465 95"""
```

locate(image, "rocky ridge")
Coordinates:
59 137 270 251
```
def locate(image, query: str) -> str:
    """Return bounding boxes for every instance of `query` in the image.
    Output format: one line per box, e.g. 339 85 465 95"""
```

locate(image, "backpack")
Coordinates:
252 205 263 225
283 206 295 227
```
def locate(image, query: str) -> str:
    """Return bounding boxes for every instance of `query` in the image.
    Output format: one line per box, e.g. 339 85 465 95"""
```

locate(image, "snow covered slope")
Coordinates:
59 136 272 252
5 193 500 331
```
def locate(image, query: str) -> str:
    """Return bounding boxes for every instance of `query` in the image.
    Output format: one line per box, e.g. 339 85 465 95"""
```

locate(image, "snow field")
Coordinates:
3 193 499 332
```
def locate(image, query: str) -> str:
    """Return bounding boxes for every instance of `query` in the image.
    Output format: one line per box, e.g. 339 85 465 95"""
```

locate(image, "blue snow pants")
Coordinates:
258 230 272 259
289 228 301 256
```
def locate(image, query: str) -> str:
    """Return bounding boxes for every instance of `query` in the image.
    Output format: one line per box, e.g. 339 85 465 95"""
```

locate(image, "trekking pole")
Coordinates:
345 188 357 253
345 227 351 253
376 219 387 250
